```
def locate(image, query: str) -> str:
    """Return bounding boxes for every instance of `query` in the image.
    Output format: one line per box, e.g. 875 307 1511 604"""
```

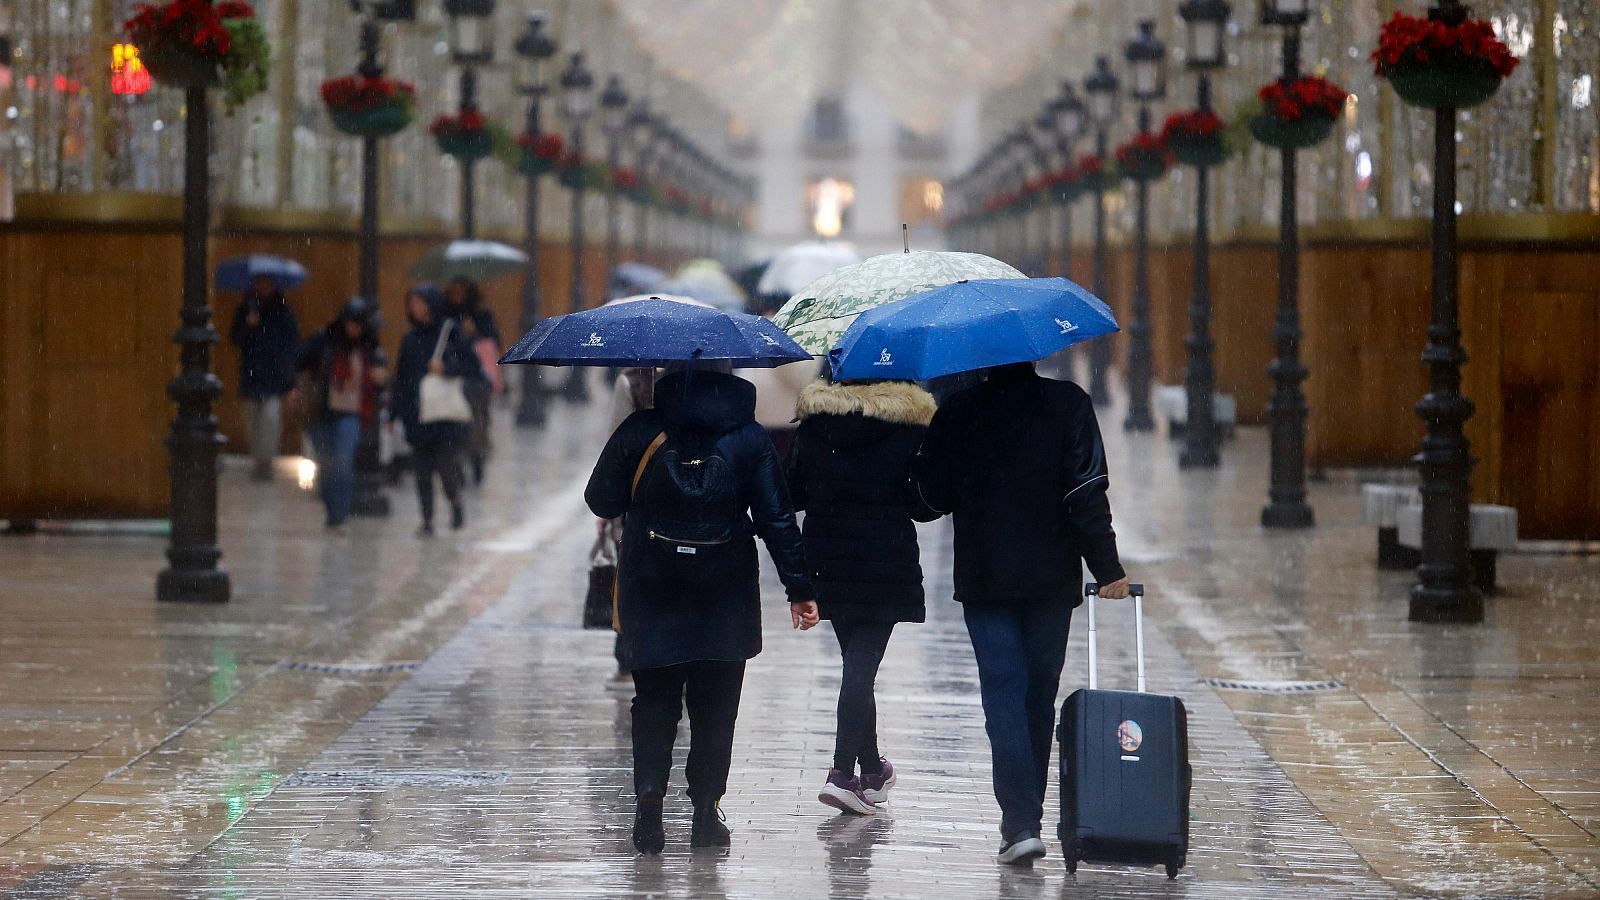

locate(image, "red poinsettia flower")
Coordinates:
1372 11 1518 80
320 74 415 112
1258 76 1348 121
1076 153 1105 176
612 166 640 190
516 131 564 159
1050 166 1081 187
126 0 249 58
557 149 584 170
1161 109 1223 143
1115 131 1170 172
428 110 486 137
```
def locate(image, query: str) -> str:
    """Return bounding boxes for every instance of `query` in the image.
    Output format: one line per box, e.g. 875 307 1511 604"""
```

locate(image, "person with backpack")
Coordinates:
585 362 817 855
786 376 939 817
912 361 1130 866
390 285 483 537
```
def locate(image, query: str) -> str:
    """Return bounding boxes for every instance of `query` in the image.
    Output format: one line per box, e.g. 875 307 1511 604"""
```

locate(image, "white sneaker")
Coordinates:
997 831 1047 866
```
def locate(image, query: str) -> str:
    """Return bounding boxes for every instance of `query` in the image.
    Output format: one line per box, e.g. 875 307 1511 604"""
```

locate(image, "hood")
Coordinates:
654 370 756 435
406 283 448 329
796 381 936 448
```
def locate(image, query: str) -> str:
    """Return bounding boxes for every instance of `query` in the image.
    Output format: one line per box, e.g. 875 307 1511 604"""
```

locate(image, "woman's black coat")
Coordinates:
229 292 301 398
390 304 484 444
586 370 812 672
787 381 939 623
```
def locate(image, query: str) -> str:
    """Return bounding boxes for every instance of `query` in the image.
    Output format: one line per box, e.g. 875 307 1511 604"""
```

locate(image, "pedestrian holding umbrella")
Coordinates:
773 250 1024 356
829 277 1119 382
510 298 816 856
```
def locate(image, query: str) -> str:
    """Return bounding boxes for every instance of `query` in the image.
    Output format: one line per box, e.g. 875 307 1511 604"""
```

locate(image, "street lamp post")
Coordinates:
158 0 228 604
512 12 556 429
1411 0 1481 623
1177 0 1230 469
629 103 656 263
445 0 494 240
599 75 629 289
1260 0 1317 529
1048 84 1087 280
1084 55 1120 408
1026 116 1057 277
349 0 407 519
1122 19 1166 433
559 51 595 402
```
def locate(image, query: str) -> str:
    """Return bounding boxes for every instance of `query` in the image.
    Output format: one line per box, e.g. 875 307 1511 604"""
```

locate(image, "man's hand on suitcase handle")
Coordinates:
1086 579 1140 600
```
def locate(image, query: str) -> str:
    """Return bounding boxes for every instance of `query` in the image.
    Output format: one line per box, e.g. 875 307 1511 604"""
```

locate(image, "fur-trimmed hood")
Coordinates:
797 381 936 426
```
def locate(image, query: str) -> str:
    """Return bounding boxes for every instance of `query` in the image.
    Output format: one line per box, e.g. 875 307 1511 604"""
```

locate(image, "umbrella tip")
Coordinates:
902 223 909 254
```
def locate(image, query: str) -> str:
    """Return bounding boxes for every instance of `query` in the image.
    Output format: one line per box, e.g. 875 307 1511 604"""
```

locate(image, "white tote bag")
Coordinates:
419 320 473 424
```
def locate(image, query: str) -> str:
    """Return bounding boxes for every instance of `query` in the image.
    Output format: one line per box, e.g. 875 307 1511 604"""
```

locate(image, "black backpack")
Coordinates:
631 429 744 575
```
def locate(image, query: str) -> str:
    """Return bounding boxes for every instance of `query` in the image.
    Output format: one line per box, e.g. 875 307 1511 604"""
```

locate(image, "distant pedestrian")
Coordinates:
913 361 1129 866
295 298 387 532
443 277 500 485
787 377 939 817
391 285 481 537
585 364 817 855
228 274 300 481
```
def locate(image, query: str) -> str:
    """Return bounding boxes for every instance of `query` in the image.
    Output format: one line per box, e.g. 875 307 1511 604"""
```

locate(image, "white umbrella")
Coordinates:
757 240 860 297
409 239 529 282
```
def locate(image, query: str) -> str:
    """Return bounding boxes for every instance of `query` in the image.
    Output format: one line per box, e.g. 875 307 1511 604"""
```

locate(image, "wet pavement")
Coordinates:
1 372 1596 898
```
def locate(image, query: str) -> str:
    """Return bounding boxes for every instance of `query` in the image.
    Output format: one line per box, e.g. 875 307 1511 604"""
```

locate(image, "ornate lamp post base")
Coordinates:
157 567 231 604
1261 499 1315 529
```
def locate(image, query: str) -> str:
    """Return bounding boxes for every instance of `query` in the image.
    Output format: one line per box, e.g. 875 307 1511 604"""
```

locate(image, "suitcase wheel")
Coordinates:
1164 849 1181 880
1064 838 1079 875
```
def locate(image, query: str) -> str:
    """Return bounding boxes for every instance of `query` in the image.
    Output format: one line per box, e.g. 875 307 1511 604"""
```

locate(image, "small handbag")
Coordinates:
419 320 473 424
583 527 618 630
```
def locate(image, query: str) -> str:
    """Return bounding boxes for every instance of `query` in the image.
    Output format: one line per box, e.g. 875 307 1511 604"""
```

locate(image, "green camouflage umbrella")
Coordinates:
773 250 1024 354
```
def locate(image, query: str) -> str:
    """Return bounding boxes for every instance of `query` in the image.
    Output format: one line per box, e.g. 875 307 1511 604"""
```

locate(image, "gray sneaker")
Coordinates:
997 830 1047 866
860 758 896 804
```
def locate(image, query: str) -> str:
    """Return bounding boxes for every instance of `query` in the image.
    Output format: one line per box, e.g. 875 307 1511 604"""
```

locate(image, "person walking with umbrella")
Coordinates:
829 277 1131 864
391 285 482 536
228 273 301 481
503 298 820 855
295 298 387 533
787 371 940 817
443 276 500 485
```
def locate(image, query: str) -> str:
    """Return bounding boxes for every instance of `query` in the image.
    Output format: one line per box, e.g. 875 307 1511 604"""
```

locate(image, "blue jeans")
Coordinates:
308 413 360 526
962 600 1074 839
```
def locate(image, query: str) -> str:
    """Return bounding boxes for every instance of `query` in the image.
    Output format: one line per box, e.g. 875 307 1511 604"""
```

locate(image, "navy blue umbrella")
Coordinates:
215 254 309 293
828 277 1119 382
499 297 813 369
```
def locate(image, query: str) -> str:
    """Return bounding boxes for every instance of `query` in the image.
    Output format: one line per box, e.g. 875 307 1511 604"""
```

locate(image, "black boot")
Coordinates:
690 801 731 848
450 502 464 531
633 797 665 855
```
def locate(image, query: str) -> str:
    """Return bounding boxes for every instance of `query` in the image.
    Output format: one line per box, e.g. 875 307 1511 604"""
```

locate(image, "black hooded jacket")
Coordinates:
787 380 940 623
390 288 486 440
913 364 1124 607
586 370 811 670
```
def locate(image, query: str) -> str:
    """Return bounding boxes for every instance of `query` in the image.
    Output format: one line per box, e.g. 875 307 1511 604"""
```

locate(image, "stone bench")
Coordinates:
1361 484 1421 569
1155 385 1236 438
1396 502 1518 595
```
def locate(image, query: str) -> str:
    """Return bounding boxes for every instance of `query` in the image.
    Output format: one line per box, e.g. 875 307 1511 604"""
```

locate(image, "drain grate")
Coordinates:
284 661 421 675
1201 677 1344 693
282 770 510 788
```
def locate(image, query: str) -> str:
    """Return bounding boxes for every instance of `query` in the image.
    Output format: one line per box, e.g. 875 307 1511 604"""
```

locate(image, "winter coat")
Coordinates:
787 381 939 623
296 310 387 425
229 292 300 398
586 370 812 671
390 300 485 443
913 364 1124 608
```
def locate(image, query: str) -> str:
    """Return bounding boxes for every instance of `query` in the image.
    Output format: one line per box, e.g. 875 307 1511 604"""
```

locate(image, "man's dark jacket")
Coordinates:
586 370 811 671
229 293 300 398
913 365 1124 607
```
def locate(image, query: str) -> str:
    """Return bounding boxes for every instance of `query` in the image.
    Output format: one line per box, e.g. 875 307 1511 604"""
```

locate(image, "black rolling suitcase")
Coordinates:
1058 582 1191 879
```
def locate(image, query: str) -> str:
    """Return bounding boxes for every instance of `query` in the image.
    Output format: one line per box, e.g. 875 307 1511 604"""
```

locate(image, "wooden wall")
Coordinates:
1 220 641 521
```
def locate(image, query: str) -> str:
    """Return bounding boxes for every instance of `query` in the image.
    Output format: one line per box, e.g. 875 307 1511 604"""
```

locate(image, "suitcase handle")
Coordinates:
1084 582 1146 693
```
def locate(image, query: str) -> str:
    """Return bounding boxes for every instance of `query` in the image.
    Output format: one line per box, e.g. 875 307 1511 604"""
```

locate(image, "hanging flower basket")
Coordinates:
1161 109 1229 167
125 1 269 112
1372 11 1518 110
1115 132 1170 182
430 111 493 161
1076 154 1116 193
516 132 563 176
556 152 611 190
321 75 416 138
1250 75 1347 150
612 166 641 197
1050 167 1083 203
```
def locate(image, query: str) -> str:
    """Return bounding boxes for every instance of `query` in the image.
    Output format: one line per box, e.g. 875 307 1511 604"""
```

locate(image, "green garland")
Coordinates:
220 16 271 113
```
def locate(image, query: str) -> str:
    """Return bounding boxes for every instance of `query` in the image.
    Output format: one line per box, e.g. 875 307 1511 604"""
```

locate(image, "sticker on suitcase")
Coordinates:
1118 719 1143 753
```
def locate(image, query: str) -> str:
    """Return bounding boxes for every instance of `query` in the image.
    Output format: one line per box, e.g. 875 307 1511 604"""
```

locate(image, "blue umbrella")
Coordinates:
499 297 812 369
215 254 309 293
828 277 1119 382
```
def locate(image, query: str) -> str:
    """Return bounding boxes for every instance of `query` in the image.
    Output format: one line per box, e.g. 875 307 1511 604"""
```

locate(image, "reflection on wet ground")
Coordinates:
0 372 1595 897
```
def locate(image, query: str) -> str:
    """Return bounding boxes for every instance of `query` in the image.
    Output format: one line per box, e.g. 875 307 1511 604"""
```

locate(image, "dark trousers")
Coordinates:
962 600 1073 839
831 619 895 774
632 660 746 804
410 429 463 526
